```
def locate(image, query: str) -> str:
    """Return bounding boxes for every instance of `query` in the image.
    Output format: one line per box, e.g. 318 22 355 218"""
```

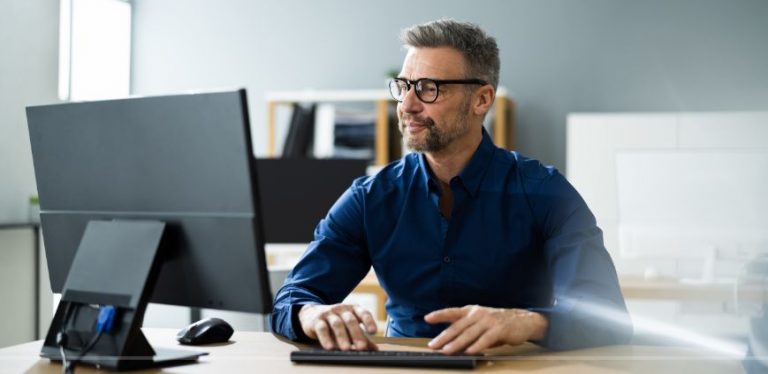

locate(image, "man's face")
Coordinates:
397 47 474 153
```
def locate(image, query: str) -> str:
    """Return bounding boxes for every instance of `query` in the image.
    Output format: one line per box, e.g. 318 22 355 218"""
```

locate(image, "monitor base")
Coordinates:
43 346 207 371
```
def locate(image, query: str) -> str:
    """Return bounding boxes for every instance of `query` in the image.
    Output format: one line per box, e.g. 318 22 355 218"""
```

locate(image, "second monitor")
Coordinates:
256 158 368 243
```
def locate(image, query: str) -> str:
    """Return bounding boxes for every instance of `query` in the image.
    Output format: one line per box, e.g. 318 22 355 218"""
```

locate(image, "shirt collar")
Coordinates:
417 152 438 196
417 128 496 198
457 128 495 197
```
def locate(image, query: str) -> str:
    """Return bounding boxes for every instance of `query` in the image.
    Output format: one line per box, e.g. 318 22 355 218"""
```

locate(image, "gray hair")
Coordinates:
400 19 500 89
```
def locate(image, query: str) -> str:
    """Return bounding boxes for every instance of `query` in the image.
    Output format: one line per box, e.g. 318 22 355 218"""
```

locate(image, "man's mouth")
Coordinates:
405 122 427 134
402 117 431 135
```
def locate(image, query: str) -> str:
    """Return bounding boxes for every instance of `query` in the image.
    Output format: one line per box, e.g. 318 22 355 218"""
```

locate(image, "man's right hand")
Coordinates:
298 303 378 351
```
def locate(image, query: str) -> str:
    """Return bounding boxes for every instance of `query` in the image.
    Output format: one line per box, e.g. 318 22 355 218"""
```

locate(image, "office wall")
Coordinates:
0 1 58 346
131 0 768 171
0 0 59 223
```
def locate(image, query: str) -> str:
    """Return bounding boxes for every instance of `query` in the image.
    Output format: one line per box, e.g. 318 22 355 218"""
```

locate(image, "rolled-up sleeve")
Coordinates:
270 182 372 341
527 171 633 350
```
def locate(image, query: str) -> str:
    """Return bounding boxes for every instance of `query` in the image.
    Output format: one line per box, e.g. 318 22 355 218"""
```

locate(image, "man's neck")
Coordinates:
424 129 482 184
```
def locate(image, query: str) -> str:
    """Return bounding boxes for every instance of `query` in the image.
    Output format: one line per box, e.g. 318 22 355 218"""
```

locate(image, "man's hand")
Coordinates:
298 304 378 351
424 305 548 355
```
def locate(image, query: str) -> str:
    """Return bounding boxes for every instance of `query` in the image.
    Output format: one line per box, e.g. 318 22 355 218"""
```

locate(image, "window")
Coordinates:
59 0 132 101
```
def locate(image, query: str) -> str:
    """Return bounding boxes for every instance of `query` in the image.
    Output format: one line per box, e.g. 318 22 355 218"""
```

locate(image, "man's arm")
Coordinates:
270 182 378 350
527 170 633 350
425 165 631 353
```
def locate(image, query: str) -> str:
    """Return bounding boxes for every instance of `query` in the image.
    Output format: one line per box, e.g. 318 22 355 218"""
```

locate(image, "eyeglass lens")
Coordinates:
389 79 439 103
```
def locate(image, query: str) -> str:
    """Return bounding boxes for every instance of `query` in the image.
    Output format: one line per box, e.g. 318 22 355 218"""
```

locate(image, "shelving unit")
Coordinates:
265 88 514 165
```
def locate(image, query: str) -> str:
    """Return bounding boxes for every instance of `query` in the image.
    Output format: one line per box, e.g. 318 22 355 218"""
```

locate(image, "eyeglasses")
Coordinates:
388 77 488 103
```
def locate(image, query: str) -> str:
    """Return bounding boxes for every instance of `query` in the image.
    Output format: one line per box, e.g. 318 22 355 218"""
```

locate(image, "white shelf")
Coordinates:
266 86 511 103
265 89 391 103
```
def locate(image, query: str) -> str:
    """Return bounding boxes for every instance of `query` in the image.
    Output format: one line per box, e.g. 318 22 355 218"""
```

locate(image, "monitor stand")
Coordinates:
40 220 206 371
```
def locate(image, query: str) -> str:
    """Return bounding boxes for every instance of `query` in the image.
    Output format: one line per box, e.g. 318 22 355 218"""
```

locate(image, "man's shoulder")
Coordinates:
351 153 420 192
493 150 559 182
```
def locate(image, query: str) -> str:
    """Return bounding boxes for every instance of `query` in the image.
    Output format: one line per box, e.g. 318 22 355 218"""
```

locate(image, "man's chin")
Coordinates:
403 130 443 153
404 135 426 152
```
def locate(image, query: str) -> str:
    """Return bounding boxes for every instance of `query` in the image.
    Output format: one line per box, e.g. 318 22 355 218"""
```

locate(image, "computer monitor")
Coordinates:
26 89 272 370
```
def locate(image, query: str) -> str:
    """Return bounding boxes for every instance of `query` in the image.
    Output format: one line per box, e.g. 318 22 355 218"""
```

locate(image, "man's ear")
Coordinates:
473 85 495 116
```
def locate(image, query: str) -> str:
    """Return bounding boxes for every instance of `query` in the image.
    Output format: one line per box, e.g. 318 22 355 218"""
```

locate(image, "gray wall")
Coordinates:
132 0 768 171
0 0 59 223
0 0 58 347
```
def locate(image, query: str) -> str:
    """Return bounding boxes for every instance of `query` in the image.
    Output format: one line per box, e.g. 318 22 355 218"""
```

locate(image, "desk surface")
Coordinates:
0 329 744 373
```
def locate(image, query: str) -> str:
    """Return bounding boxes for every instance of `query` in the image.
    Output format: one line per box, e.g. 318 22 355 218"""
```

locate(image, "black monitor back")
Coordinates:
255 158 368 243
26 89 272 313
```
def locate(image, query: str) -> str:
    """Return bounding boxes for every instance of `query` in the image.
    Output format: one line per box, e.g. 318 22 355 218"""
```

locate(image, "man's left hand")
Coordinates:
424 305 548 355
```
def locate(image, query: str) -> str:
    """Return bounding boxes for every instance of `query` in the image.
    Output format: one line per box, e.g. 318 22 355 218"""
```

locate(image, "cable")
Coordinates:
74 306 115 358
56 304 117 374
56 302 75 374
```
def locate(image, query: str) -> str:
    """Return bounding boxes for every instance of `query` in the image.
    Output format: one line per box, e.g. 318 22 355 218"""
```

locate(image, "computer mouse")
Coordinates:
176 317 234 345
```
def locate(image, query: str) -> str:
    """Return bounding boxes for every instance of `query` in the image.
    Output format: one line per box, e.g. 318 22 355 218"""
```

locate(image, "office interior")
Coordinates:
1 0 767 370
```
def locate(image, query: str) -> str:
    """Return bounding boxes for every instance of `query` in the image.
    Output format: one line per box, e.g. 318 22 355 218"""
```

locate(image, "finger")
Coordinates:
313 319 336 350
428 313 476 349
424 307 465 324
354 325 380 351
354 306 378 335
366 338 380 351
326 314 352 350
340 311 368 350
441 321 487 355
465 329 500 355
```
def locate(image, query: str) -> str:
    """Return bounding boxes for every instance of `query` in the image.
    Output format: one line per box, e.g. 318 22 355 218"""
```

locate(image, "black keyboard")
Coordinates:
290 349 480 369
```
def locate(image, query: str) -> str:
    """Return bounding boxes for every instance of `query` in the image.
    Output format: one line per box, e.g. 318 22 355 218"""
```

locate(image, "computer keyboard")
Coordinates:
290 348 480 369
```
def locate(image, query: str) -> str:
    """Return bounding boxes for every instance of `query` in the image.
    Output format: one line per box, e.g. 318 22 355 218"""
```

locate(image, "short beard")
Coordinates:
400 98 471 153
404 116 440 152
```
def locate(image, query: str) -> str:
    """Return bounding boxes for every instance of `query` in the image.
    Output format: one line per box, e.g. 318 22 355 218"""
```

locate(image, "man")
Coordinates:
271 19 632 354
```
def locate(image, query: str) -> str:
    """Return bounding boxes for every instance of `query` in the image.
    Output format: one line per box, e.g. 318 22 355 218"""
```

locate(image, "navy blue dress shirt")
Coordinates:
271 129 632 350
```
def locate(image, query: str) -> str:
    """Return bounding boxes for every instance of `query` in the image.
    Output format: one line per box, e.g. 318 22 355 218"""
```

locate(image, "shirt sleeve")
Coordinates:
270 181 372 341
525 167 633 350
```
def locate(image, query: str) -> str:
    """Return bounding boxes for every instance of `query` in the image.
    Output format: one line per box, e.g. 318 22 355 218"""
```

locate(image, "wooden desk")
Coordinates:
0 328 743 373
619 276 736 302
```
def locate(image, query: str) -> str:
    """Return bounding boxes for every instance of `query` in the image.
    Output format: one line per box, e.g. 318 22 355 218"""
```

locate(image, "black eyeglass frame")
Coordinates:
388 78 488 103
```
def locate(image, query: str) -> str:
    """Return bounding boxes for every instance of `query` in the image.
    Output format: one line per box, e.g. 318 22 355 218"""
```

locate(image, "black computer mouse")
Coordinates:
176 317 234 345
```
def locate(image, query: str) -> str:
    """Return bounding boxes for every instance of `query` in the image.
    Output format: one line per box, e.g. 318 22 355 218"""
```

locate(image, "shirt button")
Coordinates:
443 256 451 263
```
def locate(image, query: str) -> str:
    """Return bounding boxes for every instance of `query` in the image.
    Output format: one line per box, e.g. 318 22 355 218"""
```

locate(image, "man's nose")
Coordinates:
399 85 423 113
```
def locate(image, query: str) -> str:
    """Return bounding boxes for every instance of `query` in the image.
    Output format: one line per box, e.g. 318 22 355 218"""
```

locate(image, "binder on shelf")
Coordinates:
282 103 316 158
313 104 335 158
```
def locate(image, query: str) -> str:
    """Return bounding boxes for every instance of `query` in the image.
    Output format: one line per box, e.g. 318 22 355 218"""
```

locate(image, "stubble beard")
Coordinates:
400 98 472 153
